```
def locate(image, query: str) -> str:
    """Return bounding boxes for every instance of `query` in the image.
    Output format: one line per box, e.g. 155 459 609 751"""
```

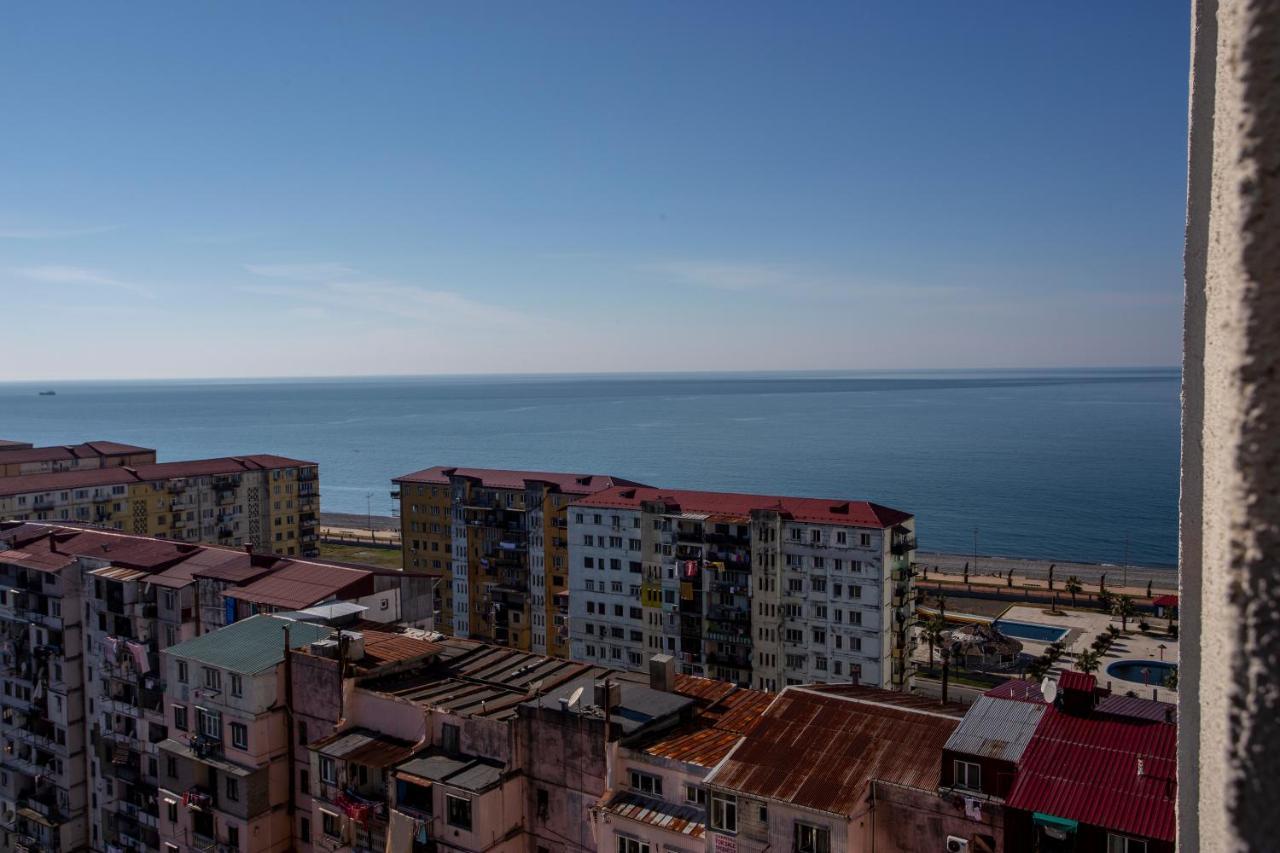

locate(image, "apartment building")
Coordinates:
567 487 916 691
0 521 436 853
157 615 333 853
0 441 156 478
0 455 320 558
391 467 644 657
596 657 771 853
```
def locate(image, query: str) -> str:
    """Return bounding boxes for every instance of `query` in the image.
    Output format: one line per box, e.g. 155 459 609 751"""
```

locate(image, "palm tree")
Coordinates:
923 614 947 669
1065 576 1083 607
1099 573 1107 594
1006 568 1015 588
1097 589 1114 614
937 593 947 621
1047 563 1055 591
1115 595 1138 632
962 561 969 585
1076 649 1101 675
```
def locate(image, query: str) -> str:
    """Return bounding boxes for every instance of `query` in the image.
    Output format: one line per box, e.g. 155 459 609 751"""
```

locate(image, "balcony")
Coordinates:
890 536 917 556
390 490 401 501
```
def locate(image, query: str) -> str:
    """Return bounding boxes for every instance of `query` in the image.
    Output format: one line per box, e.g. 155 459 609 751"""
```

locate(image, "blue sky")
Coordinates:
1 2 1189 380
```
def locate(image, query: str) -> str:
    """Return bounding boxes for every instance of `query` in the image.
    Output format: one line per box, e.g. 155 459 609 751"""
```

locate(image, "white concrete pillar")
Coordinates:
1181 0 1280 849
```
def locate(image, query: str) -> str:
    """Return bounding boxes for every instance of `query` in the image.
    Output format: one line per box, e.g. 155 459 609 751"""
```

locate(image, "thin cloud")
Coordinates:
244 262 357 281
240 277 533 329
650 260 793 292
0 225 117 240
13 265 152 297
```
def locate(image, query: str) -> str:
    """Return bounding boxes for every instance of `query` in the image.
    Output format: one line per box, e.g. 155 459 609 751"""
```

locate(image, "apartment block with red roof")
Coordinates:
0 441 156 479
567 487 916 691
391 467 646 658
0 455 320 558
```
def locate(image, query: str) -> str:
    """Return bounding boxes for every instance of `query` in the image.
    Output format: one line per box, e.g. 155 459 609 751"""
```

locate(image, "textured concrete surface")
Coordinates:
1182 0 1280 849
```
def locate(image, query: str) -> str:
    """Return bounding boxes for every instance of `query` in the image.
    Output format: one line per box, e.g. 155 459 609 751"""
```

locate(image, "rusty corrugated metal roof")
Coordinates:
312 727 417 768
224 561 373 609
603 791 706 838
1006 705 1176 841
642 678 774 768
705 687 961 814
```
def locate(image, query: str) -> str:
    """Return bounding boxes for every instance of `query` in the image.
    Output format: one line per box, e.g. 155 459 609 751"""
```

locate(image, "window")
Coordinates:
167 800 178 822
227 825 240 849
684 784 706 805
1107 835 1148 853
795 823 830 853
298 720 309 746
320 755 337 785
197 708 221 739
322 810 341 839
230 673 243 697
166 755 177 778
230 722 248 750
710 793 737 832
177 661 188 683
629 770 662 796
617 838 650 853
300 768 310 795
954 760 981 791
446 794 473 831
300 818 311 844
203 667 221 691
225 776 239 802
172 704 188 731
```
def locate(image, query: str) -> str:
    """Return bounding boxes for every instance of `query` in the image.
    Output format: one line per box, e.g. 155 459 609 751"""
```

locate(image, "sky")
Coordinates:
0 2 1190 381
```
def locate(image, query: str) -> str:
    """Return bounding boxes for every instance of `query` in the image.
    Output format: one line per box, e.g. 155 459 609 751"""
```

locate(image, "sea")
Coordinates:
0 368 1180 567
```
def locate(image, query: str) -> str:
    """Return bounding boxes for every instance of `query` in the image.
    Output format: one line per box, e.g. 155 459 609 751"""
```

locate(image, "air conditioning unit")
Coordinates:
945 837 969 852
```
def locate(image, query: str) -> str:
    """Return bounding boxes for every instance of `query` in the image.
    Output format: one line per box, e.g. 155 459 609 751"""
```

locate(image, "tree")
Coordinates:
1075 650 1101 675
1099 573 1107 594
937 593 947 621
1026 655 1052 683
1146 579 1154 598
962 561 969 585
1048 563 1055 590
1097 589 1114 614
1115 595 1138 632
1163 667 1179 690
923 614 947 669
1006 568 1014 588
1065 575 1083 607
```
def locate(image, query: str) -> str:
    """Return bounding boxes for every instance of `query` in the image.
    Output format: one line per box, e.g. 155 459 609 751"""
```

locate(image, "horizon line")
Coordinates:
0 364 1183 385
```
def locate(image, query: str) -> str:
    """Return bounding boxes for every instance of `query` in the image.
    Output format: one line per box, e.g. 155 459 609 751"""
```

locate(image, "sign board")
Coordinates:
712 834 738 853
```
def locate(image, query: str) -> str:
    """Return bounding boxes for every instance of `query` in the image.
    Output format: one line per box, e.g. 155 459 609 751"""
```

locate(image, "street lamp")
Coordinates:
366 492 374 536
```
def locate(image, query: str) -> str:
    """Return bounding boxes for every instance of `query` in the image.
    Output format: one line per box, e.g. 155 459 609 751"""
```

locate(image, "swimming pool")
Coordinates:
992 619 1069 644
1107 659 1177 686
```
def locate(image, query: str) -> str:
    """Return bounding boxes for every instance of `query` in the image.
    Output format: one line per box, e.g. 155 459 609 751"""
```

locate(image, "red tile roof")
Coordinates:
706 687 960 814
0 441 153 465
393 465 644 494
1152 594 1178 608
574 486 912 528
1005 705 1176 841
0 454 315 496
224 561 373 609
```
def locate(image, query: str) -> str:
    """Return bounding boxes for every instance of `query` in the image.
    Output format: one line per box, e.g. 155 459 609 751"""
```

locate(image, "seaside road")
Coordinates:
919 551 1177 595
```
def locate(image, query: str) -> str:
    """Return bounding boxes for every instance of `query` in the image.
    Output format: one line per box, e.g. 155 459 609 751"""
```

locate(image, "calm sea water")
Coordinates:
0 369 1180 566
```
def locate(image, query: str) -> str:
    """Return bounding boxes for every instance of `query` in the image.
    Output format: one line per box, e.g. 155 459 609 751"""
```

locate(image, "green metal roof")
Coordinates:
163 614 331 674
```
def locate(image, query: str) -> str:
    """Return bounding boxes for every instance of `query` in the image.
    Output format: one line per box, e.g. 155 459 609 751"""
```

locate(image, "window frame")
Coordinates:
709 792 737 833
445 793 473 831
953 759 982 791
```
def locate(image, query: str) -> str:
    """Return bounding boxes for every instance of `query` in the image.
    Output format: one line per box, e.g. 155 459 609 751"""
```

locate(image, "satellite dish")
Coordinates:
567 686 584 709
1041 677 1058 704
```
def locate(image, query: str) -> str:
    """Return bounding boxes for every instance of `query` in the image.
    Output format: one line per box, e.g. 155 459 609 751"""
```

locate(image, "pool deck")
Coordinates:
998 604 1178 703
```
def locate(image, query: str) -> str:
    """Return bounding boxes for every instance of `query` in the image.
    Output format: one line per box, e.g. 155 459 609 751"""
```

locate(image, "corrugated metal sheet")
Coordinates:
643 681 774 768
163 614 331 674
1056 671 1096 694
604 791 706 838
1005 705 1176 842
944 696 1045 762
225 562 373 609
706 687 960 814
313 728 416 767
88 565 150 583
